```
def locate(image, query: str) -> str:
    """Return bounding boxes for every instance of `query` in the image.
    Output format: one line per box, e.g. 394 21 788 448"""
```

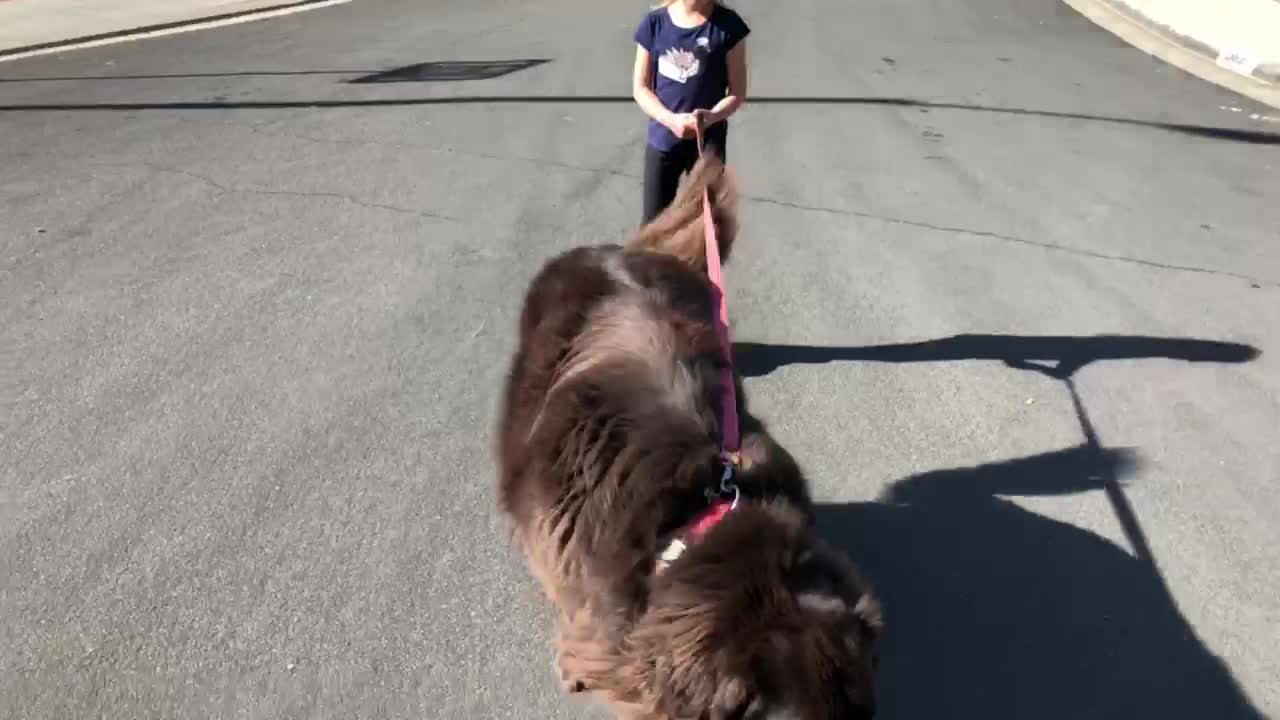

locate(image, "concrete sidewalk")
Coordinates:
0 0 347 59
1067 0 1280 108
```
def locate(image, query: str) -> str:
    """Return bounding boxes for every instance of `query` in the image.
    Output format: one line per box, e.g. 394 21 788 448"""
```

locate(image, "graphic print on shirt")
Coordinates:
657 47 701 84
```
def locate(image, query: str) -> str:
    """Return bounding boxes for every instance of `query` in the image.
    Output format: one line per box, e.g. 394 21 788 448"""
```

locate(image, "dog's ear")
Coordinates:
734 431 812 516
790 549 851 620
790 548 883 633
796 587 847 617
853 593 883 632
708 677 758 720
712 696 765 720
737 432 770 471
798 581 883 634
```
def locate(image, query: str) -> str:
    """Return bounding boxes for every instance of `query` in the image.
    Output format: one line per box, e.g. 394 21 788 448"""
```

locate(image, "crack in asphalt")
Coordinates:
35 139 1280 290
255 128 1275 289
743 194 1280 289
229 120 640 182
89 160 458 223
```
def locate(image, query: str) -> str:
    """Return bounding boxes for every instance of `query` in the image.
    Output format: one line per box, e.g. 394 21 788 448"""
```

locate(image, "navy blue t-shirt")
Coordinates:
634 5 750 151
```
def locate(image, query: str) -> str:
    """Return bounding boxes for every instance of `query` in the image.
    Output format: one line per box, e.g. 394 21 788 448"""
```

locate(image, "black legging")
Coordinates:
641 132 727 224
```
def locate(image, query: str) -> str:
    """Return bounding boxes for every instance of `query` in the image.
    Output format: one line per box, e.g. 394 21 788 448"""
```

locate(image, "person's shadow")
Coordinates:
735 334 1265 718
734 333 1259 380
816 446 1263 719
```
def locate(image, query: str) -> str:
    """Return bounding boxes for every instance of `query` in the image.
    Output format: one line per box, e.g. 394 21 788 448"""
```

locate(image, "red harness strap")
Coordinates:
658 497 734 571
687 497 734 539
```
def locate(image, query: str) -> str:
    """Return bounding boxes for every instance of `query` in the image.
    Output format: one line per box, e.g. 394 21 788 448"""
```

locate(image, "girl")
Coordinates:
632 0 749 223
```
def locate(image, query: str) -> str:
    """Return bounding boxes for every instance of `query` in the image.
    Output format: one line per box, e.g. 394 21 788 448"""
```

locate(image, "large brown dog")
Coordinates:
496 154 882 720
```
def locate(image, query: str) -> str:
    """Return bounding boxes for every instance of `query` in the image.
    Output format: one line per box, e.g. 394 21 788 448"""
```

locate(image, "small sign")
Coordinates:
1216 48 1260 76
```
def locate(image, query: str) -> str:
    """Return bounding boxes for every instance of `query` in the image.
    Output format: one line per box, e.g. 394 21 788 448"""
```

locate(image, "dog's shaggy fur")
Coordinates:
496 154 882 719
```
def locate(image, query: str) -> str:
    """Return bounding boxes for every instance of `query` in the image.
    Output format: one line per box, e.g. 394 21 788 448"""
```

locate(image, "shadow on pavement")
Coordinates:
738 333 1260 571
767 333 1265 717
733 334 1261 380
0 94 1275 145
816 445 1265 719
0 59 552 84
0 69 372 82
346 59 549 84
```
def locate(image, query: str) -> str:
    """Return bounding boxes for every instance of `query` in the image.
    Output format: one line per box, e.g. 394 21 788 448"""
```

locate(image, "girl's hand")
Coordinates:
665 113 699 139
692 109 718 128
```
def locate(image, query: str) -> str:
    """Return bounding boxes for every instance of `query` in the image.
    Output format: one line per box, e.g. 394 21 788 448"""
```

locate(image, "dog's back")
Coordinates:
495 155 747 605
494 154 882 719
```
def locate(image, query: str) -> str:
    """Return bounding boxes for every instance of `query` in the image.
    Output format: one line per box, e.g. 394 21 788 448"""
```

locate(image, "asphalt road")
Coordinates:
2 0 1278 718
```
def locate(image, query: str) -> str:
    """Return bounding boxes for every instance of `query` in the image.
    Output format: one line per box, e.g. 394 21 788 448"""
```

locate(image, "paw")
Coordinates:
557 661 587 693
560 674 587 694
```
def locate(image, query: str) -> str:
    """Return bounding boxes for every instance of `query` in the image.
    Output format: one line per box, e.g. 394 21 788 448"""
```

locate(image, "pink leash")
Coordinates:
653 119 745 569
695 120 740 464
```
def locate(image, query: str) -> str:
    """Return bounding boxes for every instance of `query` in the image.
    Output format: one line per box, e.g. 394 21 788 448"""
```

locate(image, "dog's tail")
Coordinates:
626 150 738 273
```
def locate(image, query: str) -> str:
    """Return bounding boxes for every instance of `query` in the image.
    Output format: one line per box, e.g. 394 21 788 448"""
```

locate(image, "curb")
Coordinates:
1104 0 1280 85
1064 0 1280 110
0 0 347 62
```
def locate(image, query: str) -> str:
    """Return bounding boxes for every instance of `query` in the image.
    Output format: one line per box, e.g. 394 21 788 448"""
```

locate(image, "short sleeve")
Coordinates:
722 9 750 51
634 13 657 51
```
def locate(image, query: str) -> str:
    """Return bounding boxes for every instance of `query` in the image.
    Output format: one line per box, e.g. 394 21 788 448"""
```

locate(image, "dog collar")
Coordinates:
657 498 735 570
657 451 752 572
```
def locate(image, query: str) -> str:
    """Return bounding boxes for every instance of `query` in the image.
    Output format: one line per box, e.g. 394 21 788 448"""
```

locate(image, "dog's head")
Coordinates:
627 501 882 720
